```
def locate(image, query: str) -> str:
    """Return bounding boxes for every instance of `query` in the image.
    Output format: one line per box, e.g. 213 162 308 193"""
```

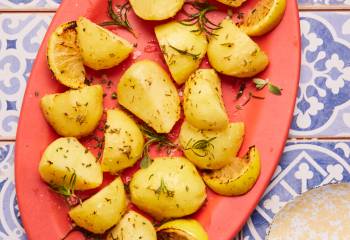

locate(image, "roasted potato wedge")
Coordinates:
130 157 207 220
117 60 181 133
40 85 103 138
157 219 208 240
47 21 85 89
107 211 157 240
39 137 102 190
155 21 207 85
184 69 228 130
203 146 261 196
208 18 269 78
215 0 247 7
179 121 245 169
69 177 127 234
101 109 144 174
76 17 133 70
130 0 184 20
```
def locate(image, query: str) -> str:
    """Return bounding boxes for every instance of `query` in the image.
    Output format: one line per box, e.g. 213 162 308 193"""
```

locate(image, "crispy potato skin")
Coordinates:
101 109 144 174
180 121 245 169
69 177 127 234
39 137 102 190
155 21 207 85
40 85 103 138
208 18 269 78
203 146 261 196
107 211 157 240
76 17 133 70
130 0 184 20
117 60 181 133
183 69 228 130
130 157 207 220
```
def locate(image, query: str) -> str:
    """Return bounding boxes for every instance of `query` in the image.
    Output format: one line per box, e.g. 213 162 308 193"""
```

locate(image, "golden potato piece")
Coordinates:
39 137 102 190
76 17 133 70
130 0 184 20
157 219 208 240
130 157 207 220
180 121 245 169
203 146 261 196
184 69 228 130
155 21 207 85
117 60 181 133
47 21 85 89
101 109 144 174
40 85 103 138
208 18 269 78
69 177 127 234
107 211 156 240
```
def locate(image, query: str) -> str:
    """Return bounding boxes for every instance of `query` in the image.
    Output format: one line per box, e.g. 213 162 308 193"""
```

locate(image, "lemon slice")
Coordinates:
203 146 261 196
239 0 286 36
47 21 86 89
157 219 209 240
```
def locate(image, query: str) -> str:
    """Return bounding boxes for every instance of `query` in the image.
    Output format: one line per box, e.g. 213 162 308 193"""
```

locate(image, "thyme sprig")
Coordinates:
180 0 221 36
152 178 175 199
139 125 177 168
169 44 200 60
184 137 216 157
100 0 134 34
253 78 283 96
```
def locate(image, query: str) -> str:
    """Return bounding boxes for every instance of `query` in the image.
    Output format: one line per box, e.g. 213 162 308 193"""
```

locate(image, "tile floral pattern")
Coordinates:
0 14 52 138
291 12 350 137
0 0 60 9
0 144 26 240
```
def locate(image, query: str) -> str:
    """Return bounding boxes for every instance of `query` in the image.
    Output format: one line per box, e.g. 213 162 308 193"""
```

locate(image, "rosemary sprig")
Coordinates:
184 137 216 157
139 125 177 168
49 171 81 207
180 0 221 36
169 44 200 60
100 0 134 34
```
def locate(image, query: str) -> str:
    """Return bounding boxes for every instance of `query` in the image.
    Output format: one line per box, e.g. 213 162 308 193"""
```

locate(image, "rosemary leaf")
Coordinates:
184 137 216 157
253 78 268 90
169 44 200 60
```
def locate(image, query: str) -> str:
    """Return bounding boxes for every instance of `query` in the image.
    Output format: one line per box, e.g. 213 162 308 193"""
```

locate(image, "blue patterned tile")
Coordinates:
0 14 52 138
291 12 350 137
0 0 60 9
299 0 350 4
238 140 350 240
0 143 26 240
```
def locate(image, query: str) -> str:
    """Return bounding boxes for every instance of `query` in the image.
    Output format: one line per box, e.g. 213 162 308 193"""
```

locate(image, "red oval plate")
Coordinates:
15 0 300 239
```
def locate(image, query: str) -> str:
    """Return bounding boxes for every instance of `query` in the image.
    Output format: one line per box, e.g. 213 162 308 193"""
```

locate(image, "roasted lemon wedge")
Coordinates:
157 219 208 240
47 21 85 89
203 146 261 196
239 0 286 36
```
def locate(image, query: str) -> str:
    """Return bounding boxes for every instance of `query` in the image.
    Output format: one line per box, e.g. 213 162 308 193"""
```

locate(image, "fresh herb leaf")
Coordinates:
50 172 76 197
100 0 134 34
180 0 221 37
268 83 283 95
139 125 176 168
153 178 175 199
253 78 268 90
184 137 216 158
168 44 200 60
